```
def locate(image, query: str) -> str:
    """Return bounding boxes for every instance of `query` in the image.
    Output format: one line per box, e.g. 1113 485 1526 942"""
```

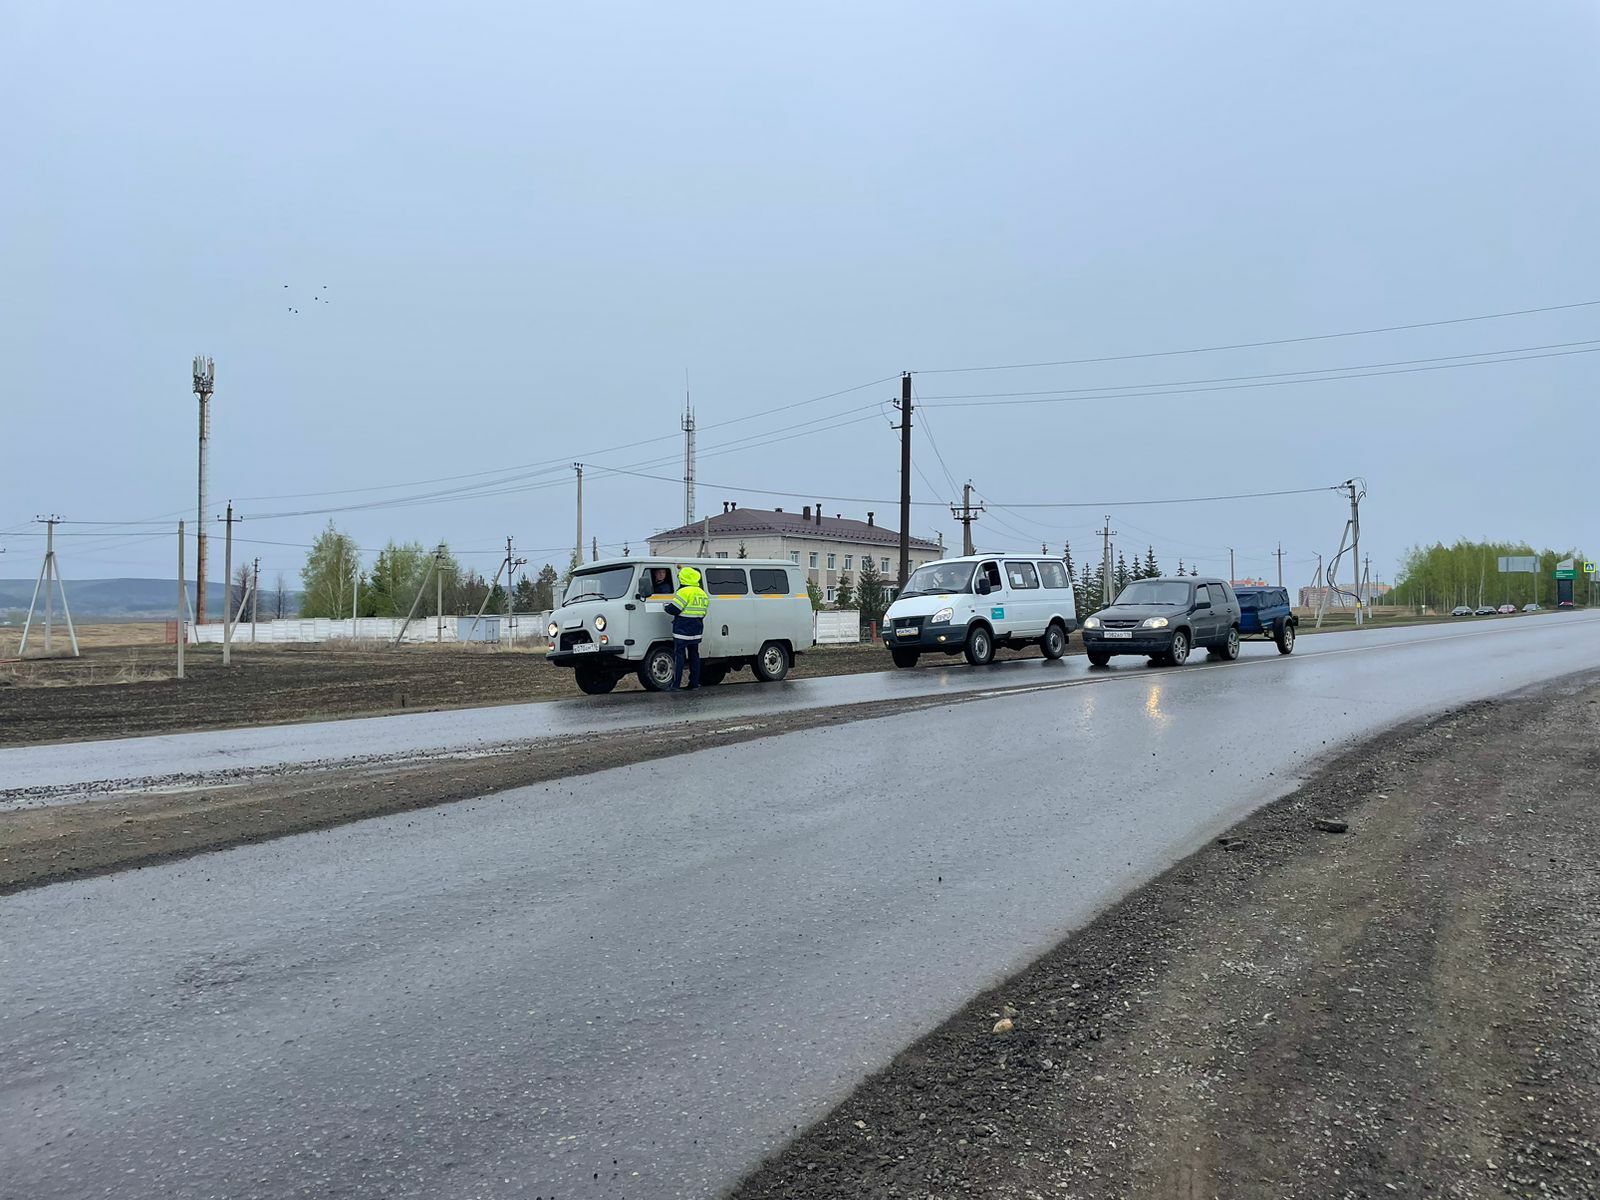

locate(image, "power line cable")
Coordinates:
920 345 1600 410
917 299 1600 375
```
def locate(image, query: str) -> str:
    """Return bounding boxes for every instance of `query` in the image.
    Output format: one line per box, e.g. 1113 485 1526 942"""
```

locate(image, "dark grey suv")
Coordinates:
1080 576 1242 667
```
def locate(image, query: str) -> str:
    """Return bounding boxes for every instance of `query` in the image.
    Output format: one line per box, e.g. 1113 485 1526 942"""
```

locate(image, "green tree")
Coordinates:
534 563 559 610
512 575 538 611
1144 546 1160 579
299 522 360 617
1113 552 1131 598
834 572 855 610
561 549 582 585
363 541 431 617
737 541 749 559
806 579 824 611
855 555 889 627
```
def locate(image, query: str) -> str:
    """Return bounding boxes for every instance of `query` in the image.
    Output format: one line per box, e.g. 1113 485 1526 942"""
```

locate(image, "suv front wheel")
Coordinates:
1157 629 1190 667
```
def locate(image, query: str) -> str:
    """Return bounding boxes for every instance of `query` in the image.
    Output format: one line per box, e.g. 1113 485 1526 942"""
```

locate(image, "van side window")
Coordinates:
1194 584 1211 607
1004 561 1040 589
1038 560 1068 589
705 568 748 596
981 561 1002 590
751 568 789 595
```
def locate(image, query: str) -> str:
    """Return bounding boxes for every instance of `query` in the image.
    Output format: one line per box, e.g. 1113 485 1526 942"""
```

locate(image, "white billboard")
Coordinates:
1497 556 1537 573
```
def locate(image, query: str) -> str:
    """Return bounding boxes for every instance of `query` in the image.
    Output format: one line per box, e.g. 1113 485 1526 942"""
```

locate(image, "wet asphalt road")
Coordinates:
1 614 1593 799
4 613 1600 1200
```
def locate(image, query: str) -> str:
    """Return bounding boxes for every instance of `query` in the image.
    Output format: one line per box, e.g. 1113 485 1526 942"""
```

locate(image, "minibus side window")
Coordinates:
1038 560 1069 590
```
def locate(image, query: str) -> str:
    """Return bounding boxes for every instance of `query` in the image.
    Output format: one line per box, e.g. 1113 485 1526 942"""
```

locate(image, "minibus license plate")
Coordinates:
572 643 598 654
1105 631 1133 639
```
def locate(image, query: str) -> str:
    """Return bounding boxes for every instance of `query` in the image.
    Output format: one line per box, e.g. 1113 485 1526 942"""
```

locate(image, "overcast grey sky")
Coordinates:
3 1 1596 587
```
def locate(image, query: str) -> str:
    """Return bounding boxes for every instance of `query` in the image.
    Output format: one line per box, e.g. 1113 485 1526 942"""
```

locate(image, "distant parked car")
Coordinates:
1497 604 1516 615
1451 605 1473 616
1523 603 1542 612
1474 606 1496 616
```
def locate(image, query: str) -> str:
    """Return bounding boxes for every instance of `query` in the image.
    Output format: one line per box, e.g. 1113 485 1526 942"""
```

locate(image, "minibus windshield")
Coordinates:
900 561 975 598
562 566 637 605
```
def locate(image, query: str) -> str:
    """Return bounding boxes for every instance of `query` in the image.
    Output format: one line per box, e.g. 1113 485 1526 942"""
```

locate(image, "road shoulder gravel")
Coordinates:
729 671 1600 1200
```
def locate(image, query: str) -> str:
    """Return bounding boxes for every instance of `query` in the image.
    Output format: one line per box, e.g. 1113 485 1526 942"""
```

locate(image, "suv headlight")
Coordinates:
593 615 607 632
1083 616 1101 629
547 621 559 639
931 607 953 625
1142 616 1169 629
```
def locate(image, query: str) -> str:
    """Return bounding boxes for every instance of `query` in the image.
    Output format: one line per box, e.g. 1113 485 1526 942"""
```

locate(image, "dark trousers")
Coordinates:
673 638 701 689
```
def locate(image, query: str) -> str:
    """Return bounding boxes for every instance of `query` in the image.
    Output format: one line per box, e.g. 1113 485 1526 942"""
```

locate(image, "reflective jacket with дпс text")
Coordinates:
664 566 710 642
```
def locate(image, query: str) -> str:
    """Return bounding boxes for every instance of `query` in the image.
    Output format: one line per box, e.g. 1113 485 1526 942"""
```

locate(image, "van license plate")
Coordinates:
895 628 916 637
572 643 598 654
1105 631 1132 640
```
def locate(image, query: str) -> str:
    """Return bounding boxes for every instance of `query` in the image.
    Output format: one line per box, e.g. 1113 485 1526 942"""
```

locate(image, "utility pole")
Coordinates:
574 463 584 566
682 372 696 526
1363 555 1372 610
219 501 238 666
1098 515 1118 610
250 557 260 643
896 372 912 588
592 535 599 562
192 356 214 625
19 515 80 658
1342 478 1364 627
950 481 984 556
176 519 185 679
1227 546 1236 584
1275 542 1285 588
436 545 445 643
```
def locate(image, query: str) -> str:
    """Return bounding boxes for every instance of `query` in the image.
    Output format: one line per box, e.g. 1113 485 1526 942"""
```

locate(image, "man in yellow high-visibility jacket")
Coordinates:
663 566 711 689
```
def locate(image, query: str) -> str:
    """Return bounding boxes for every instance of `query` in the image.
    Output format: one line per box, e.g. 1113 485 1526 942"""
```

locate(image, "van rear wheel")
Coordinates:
752 641 791 682
1041 622 1068 660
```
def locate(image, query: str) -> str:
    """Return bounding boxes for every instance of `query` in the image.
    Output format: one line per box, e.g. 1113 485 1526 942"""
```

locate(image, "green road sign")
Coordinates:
1555 568 1576 580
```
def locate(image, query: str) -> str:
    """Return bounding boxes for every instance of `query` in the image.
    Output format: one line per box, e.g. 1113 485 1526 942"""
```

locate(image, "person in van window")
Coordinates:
645 567 672 596
663 566 710 689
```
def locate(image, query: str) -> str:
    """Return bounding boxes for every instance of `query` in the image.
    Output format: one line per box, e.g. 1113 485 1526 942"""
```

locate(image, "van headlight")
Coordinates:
593 615 607 632
1083 616 1101 629
931 607 953 625
547 621 559 639
1141 616 1169 629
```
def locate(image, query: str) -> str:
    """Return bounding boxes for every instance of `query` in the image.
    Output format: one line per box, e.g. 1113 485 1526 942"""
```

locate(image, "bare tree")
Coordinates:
273 572 288 619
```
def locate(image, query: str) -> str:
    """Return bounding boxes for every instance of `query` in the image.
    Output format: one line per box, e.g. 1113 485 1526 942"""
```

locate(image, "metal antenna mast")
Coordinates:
192 356 214 624
682 371 696 526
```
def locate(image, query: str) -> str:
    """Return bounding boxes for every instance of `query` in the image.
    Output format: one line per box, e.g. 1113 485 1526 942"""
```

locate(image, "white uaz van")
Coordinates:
547 558 814 694
880 554 1079 667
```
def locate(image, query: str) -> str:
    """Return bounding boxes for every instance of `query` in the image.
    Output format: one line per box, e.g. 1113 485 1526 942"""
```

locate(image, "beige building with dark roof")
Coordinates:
648 502 944 602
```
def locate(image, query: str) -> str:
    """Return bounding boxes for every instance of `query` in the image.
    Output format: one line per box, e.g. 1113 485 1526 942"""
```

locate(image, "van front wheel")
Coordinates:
964 625 995 666
638 646 677 692
575 664 618 695
753 641 791 682
890 647 920 669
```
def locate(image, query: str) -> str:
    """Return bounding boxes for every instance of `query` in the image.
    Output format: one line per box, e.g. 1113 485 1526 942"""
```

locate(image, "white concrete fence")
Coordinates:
185 609 863 646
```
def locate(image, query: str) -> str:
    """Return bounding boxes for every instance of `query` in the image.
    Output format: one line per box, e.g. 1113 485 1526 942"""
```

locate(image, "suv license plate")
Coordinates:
1104 631 1133 640
571 643 598 654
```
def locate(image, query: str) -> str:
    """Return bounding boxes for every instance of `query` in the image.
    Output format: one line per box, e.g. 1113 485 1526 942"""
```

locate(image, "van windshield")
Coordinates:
1114 580 1192 606
900 561 975 598
562 566 637 606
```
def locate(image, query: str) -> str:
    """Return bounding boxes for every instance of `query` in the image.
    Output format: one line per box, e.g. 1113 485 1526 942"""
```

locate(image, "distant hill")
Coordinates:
0 578 302 622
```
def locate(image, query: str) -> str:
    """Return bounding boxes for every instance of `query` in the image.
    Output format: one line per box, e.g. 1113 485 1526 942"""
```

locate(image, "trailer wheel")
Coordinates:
1276 622 1296 655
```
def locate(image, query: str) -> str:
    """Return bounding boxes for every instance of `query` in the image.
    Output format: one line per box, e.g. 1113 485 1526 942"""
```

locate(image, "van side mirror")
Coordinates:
976 578 992 595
